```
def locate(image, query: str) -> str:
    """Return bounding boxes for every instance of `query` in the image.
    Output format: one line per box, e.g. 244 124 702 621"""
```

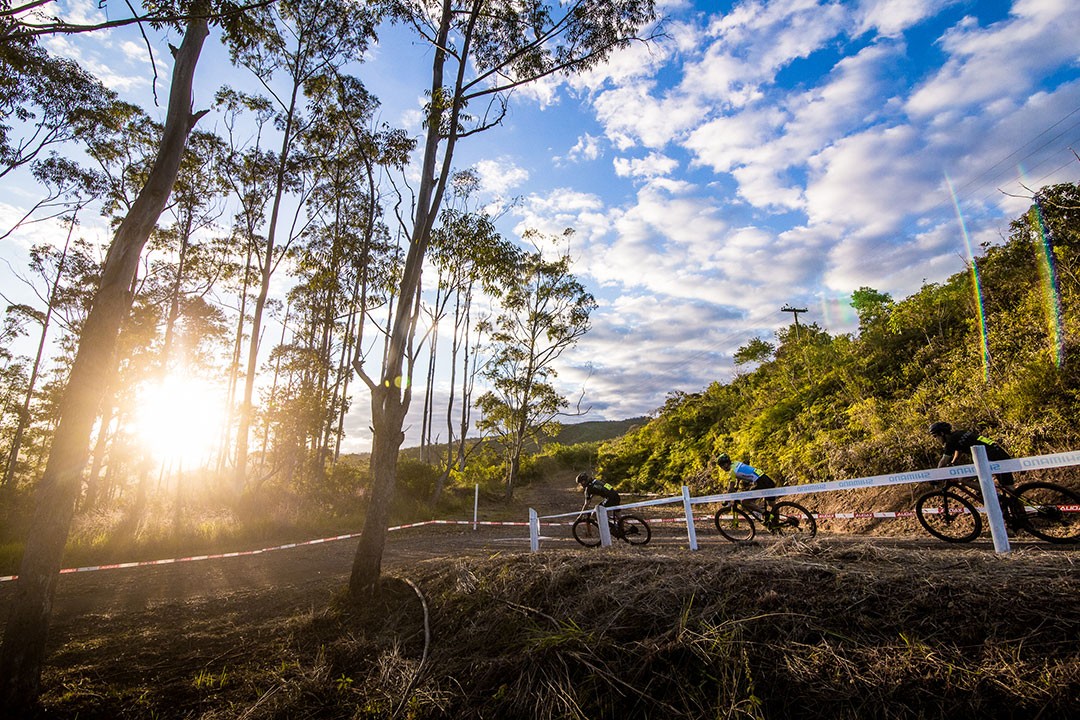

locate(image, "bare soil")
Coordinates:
1 474 1078 718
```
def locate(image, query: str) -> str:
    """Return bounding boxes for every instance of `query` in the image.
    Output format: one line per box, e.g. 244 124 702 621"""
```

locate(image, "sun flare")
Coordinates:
132 374 227 467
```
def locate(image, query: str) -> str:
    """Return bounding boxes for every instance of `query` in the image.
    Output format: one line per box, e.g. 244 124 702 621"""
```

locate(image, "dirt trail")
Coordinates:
0 473 1066 631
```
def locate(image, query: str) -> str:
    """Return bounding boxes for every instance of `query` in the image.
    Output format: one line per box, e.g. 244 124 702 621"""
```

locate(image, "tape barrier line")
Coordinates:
8 449 1080 582
0 519 531 583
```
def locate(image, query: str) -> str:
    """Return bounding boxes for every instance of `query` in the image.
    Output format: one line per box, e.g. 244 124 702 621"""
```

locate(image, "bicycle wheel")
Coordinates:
571 516 602 547
1010 482 1080 544
618 515 652 546
714 504 756 542
770 501 817 539
915 490 982 543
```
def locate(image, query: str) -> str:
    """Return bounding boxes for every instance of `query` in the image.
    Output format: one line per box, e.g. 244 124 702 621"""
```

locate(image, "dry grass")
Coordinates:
30 539 1079 719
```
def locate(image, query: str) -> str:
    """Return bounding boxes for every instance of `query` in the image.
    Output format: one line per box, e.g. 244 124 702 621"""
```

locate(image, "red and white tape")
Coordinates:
0 519 530 583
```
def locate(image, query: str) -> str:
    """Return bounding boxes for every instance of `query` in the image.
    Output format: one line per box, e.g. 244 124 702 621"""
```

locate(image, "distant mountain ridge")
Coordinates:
343 417 650 464
547 417 650 446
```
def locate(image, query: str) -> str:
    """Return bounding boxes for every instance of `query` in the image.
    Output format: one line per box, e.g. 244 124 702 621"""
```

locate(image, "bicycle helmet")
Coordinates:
928 422 951 437
576 472 591 486
715 453 731 467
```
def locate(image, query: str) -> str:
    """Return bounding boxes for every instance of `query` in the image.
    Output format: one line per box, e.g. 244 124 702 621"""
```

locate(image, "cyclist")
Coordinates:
929 422 1014 485
716 453 776 514
577 472 621 520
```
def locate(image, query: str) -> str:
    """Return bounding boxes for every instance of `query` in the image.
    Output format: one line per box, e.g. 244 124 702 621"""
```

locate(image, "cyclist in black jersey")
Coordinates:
577 472 621 517
929 422 1014 485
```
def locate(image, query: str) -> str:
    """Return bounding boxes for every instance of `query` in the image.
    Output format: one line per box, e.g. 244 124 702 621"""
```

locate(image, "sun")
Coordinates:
132 373 227 467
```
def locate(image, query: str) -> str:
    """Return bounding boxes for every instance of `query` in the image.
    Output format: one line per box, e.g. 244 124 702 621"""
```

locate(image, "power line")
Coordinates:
951 105 1080 199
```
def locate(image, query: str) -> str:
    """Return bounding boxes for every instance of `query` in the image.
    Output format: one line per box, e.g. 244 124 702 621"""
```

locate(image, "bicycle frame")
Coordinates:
727 500 776 528
934 479 1020 527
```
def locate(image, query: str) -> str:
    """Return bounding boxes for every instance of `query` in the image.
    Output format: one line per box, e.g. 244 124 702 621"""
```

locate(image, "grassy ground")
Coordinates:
5 471 1079 718
24 540 1080 719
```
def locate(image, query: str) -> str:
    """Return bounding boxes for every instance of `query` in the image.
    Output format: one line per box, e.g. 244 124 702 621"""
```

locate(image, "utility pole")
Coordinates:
781 304 808 339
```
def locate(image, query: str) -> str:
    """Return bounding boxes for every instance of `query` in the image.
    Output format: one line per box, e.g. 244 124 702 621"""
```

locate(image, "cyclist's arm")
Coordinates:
937 451 960 468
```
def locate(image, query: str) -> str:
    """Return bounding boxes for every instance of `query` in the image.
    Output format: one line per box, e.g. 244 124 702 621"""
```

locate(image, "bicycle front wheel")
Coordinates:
714 504 756 542
770 501 817 539
571 516 602 547
916 490 982 543
1010 482 1080 544
618 515 652 546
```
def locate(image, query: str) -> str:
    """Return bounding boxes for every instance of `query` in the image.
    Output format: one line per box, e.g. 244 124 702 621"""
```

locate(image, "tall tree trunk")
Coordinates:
235 77 301 490
347 383 406 595
0 16 209 710
2 219 75 489
218 240 255 474
348 0 462 598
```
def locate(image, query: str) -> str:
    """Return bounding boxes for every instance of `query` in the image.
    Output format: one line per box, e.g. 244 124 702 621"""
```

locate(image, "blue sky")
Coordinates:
446 0 1080 428
3 0 1080 451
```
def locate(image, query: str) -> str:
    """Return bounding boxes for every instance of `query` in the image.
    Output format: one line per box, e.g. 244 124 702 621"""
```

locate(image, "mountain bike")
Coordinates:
713 500 817 542
915 479 1080 544
572 512 651 547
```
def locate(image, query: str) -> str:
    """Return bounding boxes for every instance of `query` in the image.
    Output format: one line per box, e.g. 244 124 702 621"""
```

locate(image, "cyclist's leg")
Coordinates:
603 500 623 536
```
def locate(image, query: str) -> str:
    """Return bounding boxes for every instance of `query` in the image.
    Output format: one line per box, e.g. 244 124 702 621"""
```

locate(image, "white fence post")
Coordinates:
473 484 479 531
596 504 612 547
972 444 1010 553
682 485 698 551
529 508 540 552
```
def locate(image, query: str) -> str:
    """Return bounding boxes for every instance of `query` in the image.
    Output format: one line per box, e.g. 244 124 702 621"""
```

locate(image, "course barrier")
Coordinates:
4 449 1077 583
0 519 529 583
531 447 1080 554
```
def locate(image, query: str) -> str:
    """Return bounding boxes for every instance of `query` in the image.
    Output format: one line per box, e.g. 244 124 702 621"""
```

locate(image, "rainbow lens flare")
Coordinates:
946 173 990 381
1030 200 1064 367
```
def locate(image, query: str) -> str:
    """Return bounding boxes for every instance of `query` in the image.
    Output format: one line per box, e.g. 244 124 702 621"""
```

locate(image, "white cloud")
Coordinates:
559 133 603 164
906 0 1080 117
474 158 529 197
591 79 707 150
854 0 950 37
613 152 679 179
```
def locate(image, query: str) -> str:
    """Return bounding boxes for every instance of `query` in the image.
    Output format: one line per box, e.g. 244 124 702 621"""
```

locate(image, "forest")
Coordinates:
596 181 1080 495
0 0 651 546
0 1 661 710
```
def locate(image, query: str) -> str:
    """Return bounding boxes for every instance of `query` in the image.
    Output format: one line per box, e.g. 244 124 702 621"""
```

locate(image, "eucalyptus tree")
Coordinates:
1 235 101 491
475 234 595 497
71 130 233 508
424 191 522 502
348 0 658 598
0 30 117 180
225 0 380 489
82 101 162 223
150 129 231 371
278 74 408 477
215 89 279 471
0 1 236 707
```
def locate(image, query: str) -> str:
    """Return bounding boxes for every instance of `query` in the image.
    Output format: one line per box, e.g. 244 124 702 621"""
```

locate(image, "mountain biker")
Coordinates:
715 453 776 514
928 422 1014 485
577 472 621 520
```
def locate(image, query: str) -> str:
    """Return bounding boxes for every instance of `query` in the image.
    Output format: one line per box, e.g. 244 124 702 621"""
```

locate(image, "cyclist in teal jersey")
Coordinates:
716 453 776 513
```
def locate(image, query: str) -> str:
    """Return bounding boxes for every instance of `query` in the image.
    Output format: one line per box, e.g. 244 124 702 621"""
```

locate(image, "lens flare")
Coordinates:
946 173 990 381
818 292 858 328
1029 199 1065 366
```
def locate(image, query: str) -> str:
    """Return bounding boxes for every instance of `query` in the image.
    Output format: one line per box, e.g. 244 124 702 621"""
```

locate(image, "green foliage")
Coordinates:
598 183 1080 492
476 234 596 494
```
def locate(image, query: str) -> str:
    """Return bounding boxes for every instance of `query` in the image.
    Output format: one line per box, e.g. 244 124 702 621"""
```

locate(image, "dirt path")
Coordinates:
0 474 1072 642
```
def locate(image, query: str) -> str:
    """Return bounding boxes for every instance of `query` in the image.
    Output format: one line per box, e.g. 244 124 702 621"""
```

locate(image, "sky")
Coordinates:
3 0 1080 453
